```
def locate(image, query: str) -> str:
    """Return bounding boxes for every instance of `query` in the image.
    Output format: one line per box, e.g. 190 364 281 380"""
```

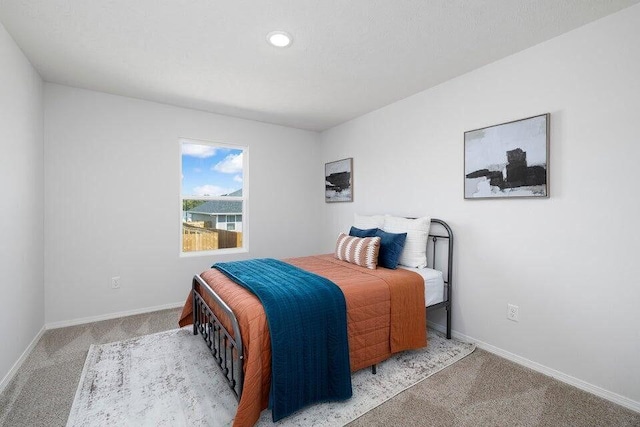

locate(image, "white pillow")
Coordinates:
382 215 431 268
353 213 385 230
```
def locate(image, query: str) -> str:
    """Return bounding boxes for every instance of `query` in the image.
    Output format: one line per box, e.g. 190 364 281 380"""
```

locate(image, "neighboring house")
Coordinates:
186 189 243 232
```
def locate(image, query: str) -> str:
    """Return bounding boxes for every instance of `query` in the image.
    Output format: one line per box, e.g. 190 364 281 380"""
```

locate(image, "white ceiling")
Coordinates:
1 0 638 131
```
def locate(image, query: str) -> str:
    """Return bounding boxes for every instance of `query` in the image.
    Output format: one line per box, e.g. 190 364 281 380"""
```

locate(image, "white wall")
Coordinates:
44 84 322 324
320 5 640 408
0 24 44 385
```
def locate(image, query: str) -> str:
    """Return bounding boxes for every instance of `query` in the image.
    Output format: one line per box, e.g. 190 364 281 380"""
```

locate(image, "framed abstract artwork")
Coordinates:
464 114 550 199
325 158 353 203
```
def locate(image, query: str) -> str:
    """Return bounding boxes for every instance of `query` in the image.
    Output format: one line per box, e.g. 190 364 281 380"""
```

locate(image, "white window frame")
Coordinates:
179 137 249 257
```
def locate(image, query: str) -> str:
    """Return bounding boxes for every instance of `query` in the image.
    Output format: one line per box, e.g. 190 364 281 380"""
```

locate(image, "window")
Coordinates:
180 139 247 255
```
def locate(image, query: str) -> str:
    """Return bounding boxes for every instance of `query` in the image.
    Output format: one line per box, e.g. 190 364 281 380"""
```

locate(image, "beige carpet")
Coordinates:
1 308 639 426
349 348 640 427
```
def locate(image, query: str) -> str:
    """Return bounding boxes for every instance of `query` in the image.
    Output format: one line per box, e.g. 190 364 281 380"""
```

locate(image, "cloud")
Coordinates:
233 175 243 183
214 153 243 174
182 144 217 158
192 185 235 196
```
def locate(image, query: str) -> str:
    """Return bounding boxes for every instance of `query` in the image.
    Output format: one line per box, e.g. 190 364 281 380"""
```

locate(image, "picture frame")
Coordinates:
464 113 550 199
325 158 353 203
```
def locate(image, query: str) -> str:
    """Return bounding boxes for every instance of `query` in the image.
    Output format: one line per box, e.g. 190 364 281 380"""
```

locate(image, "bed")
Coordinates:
178 218 453 426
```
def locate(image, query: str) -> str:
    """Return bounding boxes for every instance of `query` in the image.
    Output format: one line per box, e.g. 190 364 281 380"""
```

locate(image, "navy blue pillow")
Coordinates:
349 226 378 238
374 229 407 269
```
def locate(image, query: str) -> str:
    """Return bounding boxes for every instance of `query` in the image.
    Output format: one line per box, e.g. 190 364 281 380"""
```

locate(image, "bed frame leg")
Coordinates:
371 364 377 375
446 304 452 339
192 283 198 336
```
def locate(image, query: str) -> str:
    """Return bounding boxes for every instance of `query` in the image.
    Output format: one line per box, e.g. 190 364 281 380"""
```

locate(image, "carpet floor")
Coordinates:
1 308 639 426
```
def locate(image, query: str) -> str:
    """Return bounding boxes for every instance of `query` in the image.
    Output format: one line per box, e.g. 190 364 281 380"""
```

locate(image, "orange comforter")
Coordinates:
178 254 426 427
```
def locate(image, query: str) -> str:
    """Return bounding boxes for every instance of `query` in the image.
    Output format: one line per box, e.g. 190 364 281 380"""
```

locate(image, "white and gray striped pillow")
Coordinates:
334 233 381 269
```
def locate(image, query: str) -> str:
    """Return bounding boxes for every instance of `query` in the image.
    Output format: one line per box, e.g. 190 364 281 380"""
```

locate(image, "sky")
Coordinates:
181 143 243 197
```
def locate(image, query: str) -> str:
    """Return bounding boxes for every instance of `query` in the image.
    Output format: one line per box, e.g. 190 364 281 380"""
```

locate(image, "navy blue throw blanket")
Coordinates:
213 258 352 421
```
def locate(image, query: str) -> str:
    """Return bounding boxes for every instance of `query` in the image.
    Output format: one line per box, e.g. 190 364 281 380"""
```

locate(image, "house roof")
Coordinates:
223 189 242 197
188 200 242 215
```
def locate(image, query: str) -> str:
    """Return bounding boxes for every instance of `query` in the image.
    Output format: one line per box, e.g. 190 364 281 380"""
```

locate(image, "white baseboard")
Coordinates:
0 326 46 394
427 320 640 414
46 301 184 330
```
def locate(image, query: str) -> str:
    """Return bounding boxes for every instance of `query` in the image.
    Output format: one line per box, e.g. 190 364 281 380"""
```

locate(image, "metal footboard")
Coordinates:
192 275 244 400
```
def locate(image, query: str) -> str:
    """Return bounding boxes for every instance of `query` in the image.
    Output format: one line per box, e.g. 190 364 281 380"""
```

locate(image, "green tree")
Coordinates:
182 200 204 211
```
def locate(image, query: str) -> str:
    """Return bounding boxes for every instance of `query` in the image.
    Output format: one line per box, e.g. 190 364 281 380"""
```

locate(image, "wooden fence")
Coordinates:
182 223 242 252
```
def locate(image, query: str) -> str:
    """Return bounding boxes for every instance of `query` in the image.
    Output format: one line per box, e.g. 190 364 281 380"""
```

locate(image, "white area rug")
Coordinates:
67 328 475 426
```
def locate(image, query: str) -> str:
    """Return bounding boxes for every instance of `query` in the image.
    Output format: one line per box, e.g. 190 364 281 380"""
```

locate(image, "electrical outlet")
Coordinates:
111 276 121 289
507 304 519 322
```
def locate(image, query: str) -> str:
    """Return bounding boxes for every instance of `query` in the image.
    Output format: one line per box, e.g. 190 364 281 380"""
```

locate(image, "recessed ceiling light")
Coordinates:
267 31 292 48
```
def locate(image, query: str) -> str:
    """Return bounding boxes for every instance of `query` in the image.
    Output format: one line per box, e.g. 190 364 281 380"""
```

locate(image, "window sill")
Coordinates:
180 247 248 258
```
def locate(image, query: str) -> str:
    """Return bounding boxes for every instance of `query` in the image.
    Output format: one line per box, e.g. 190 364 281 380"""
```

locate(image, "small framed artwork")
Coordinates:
325 158 353 203
464 113 550 199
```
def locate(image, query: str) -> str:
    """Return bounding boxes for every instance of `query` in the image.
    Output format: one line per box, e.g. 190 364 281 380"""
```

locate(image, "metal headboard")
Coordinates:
427 218 453 338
